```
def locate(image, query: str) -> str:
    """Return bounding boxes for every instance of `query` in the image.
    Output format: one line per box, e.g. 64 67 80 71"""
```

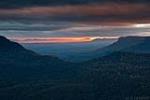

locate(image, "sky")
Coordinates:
0 0 150 43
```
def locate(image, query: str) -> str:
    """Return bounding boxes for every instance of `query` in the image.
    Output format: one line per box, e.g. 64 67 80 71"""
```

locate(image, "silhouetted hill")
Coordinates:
93 36 150 58
0 36 86 100
0 36 76 81
0 36 37 57
0 36 24 51
122 37 150 53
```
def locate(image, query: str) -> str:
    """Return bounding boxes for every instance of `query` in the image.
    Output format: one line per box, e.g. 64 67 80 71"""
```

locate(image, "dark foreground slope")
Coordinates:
0 36 83 100
81 52 150 99
0 36 77 80
0 36 150 100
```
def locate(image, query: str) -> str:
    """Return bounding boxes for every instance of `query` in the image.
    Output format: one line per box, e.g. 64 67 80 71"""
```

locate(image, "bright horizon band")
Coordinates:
10 36 118 43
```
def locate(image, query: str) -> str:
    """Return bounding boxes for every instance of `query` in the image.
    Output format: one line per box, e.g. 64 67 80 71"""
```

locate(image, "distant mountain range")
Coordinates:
0 35 150 100
56 36 150 62
88 36 150 60
22 36 150 62
22 39 112 62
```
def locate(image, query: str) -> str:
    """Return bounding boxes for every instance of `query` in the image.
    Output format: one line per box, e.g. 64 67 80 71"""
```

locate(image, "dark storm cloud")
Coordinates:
0 3 149 25
0 0 150 8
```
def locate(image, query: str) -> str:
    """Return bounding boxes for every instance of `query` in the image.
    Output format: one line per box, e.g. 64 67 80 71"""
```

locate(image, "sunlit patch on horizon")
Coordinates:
132 24 150 28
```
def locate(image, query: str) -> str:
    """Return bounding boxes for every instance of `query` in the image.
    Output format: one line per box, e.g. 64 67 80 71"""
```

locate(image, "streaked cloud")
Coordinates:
0 3 149 24
0 21 149 43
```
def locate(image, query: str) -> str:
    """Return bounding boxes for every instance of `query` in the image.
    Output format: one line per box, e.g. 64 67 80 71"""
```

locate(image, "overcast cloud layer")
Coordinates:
0 0 150 43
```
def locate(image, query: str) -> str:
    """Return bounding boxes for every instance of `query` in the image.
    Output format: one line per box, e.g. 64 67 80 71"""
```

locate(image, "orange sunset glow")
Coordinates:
11 36 118 43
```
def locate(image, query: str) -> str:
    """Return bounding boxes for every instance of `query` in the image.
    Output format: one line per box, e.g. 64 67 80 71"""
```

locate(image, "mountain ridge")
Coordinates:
0 35 150 100
92 36 150 58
